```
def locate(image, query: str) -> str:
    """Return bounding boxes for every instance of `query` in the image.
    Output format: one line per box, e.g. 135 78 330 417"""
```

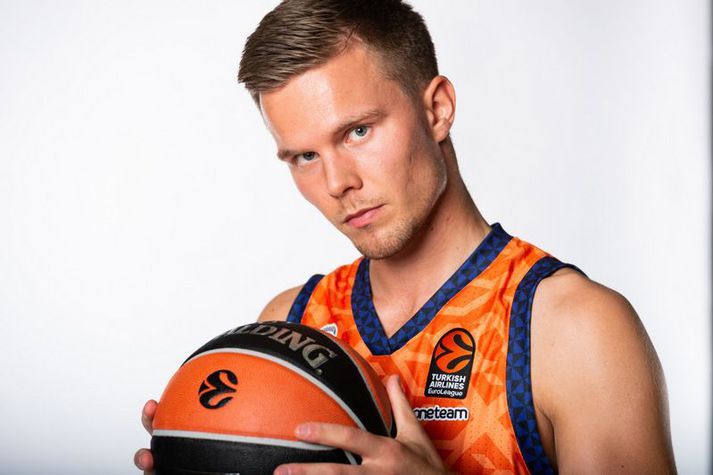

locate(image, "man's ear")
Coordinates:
422 75 456 143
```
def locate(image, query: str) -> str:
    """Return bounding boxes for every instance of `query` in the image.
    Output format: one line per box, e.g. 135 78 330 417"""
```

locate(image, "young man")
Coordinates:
135 1 676 473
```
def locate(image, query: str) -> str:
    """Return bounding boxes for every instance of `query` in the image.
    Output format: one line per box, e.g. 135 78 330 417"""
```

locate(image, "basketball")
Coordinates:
151 321 396 475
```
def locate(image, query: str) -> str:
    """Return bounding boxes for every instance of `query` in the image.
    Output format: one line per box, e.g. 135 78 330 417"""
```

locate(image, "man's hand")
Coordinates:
274 375 450 475
134 399 158 474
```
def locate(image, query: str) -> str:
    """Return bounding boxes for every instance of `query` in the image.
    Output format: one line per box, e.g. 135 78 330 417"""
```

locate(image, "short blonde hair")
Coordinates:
237 0 439 106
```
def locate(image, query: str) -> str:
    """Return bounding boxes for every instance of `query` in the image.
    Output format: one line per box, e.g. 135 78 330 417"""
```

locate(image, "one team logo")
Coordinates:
425 328 475 399
413 405 470 421
199 369 238 409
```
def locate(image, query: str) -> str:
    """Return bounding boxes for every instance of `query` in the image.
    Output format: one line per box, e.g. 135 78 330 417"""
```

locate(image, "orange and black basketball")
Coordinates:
151 321 395 475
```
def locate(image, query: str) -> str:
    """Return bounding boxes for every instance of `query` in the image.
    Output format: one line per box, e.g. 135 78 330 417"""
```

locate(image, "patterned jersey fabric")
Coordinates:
286 223 583 474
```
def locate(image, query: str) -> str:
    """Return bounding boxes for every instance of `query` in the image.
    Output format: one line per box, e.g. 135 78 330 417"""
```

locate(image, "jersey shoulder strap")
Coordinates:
284 257 362 324
507 255 586 473
286 274 324 323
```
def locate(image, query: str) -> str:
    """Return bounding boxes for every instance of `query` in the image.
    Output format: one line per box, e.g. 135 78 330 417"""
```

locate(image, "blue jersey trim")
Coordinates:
286 274 324 323
352 223 513 355
506 256 586 474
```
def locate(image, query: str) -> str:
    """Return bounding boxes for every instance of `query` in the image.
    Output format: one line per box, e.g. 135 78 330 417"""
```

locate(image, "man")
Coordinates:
135 0 676 473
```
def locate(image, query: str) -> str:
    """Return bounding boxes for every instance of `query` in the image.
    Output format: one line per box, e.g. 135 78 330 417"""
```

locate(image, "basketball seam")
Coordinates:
335 344 391 435
152 429 334 451
153 429 358 465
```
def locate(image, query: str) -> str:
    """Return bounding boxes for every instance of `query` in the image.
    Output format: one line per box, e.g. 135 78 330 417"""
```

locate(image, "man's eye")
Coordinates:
295 151 318 164
350 126 369 139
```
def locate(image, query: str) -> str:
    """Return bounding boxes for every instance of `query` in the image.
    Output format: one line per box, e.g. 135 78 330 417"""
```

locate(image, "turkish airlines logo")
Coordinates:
425 329 475 400
198 369 237 409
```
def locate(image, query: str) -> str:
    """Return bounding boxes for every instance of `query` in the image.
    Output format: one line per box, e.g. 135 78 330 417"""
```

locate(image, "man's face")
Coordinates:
260 44 447 259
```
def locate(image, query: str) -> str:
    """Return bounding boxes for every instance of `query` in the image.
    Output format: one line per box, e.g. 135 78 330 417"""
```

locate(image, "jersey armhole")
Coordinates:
286 274 325 323
506 256 586 474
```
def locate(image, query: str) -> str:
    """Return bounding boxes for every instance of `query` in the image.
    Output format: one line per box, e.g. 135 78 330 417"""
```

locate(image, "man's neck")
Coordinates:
368 165 490 335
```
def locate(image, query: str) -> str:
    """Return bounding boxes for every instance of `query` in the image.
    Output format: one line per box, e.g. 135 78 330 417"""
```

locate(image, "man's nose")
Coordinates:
322 153 362 198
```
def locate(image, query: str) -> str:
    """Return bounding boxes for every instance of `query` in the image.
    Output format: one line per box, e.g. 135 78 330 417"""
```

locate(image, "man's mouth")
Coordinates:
344 205 383 228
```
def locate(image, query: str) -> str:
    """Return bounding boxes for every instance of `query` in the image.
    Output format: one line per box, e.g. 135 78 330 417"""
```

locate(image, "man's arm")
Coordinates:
531 269 676 473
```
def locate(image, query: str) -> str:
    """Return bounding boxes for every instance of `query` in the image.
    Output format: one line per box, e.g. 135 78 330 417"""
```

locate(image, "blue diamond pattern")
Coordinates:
507 256 585 474
352 222 512 356
286 274 324 323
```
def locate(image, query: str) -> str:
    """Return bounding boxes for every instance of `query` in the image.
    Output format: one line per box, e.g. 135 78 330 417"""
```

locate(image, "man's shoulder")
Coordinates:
531 267 643 351
257 285 303 322
529 266 658 417
530 268 650 381
256 257 362 323
529 267 675 470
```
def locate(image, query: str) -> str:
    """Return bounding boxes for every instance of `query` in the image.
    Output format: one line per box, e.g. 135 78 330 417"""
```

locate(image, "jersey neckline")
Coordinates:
351 222 513 356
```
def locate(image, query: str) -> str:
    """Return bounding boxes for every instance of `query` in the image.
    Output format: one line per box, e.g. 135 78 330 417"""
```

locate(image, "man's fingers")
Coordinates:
385 375 421 436
385 375 435 443
385 375 444 468
293 422 381 458
142 399 158 435
134 448 154 473
274 462 358 475
137 400 157 473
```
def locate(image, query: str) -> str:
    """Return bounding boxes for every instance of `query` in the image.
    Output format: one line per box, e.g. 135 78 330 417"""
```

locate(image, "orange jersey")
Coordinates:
285 223 583 474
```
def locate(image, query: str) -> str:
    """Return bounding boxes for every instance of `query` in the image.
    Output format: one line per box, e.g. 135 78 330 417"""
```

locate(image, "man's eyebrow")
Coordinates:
334 108 385 134
277 147 297 160
276 109 385 160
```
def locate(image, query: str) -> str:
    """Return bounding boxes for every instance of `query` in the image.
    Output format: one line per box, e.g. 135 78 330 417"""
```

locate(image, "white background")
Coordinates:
0 1 709 473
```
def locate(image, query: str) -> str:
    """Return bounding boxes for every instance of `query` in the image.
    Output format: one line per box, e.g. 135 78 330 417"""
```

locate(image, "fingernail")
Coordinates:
274 466 289 475
135 450 144 469
295 423 311 438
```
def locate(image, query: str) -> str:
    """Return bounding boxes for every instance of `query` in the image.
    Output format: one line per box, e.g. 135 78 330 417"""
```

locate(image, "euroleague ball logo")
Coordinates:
425 329 475 400
434 329 475 373
198 369 237 409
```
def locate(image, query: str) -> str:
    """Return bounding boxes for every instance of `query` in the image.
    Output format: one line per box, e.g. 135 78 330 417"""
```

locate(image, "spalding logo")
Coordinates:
227 323 338 370
198 369 238 409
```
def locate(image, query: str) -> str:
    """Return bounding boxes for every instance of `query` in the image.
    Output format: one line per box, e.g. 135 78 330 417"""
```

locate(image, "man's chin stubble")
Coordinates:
350 219 419 260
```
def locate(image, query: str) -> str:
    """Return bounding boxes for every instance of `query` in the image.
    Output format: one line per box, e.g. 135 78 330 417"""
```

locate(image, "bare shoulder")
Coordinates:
531 268 647 356
257 285 303 322
530 268 676 472
530 269 655 405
